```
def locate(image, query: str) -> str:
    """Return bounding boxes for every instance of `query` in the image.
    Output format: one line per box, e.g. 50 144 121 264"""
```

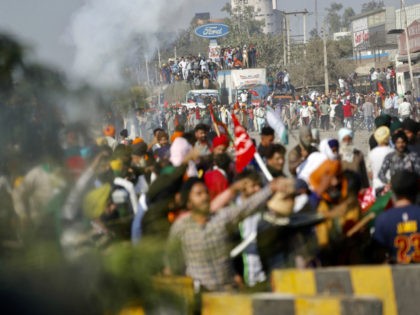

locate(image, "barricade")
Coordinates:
272 265 420 315
202 293 382 315
117 276 194 315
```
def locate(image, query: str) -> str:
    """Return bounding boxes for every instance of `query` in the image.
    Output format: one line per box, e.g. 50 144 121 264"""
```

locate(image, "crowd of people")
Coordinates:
125 86 417 149
159 44 259 86
270 89 417 133
3 85 420 294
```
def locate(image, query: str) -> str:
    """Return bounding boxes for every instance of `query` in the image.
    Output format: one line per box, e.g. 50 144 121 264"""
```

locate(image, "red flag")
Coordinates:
234 100 240 110
231 113 256 173
377 82 386 95
209 105 229 135
249 89 259 97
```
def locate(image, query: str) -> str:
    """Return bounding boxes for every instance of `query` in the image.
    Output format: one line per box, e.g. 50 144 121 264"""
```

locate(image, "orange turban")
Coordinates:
132 137 144 145
103 125 115 137
170 131 184 143
309 160 341 197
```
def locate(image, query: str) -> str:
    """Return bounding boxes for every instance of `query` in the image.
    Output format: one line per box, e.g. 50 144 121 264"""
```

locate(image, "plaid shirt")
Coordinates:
378 150 420 184
165 186 272 291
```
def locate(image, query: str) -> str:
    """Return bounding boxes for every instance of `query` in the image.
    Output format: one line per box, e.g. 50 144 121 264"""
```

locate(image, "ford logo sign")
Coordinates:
194 23 230 39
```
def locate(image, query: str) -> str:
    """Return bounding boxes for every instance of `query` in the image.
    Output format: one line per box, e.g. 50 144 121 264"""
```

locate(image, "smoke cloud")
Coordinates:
68 0 205 87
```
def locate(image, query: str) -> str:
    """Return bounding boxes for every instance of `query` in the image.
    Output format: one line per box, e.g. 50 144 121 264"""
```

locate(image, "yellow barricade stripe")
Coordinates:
271 269 316 295
202 293 253 315
350 265 397 315
295 297 341 315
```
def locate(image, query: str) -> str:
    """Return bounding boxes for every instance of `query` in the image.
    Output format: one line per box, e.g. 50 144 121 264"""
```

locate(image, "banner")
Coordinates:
231 113 256 173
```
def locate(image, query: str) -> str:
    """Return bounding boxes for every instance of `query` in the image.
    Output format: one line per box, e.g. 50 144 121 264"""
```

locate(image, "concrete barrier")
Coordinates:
202 293 382 315
272 265 420 315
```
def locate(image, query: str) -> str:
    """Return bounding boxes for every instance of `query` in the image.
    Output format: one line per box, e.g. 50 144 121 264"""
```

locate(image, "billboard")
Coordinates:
231 69 267 88
352 17 369 49
194 23 230 39
354 30 370 49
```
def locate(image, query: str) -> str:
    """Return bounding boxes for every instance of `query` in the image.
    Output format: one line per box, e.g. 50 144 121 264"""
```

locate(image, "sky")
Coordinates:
0 0 416 83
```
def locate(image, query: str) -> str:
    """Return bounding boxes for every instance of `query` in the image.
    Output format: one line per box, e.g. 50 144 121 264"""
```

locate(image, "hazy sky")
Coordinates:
0 0 416 75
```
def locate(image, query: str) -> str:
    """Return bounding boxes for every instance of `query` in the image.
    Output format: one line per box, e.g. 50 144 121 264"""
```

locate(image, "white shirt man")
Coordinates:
240 91 248 103
283 72 289 83
338 78 346 91
200 59 208 72
300 105 310 118
178 58 187 80
392 94 399 111
384 96 393 112
368 145 394 192
398 98 412 119
371 69 378 81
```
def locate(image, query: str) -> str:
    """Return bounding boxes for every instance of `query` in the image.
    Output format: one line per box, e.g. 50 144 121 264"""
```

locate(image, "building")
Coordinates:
333 31 351 41
395 4 420 29
350 7 398 74
231 0 284 35
394 4 420 97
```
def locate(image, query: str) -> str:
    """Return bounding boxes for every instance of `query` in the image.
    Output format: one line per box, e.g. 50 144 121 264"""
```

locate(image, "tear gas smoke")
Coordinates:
68 0 206 87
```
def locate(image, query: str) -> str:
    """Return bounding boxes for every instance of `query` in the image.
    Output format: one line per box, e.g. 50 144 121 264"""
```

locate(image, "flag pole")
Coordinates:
254 152 273 182
212 121 221 137
209 105 221 136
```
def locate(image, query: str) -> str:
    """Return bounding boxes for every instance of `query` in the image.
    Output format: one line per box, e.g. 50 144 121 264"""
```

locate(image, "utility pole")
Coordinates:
315 0 319 36
283 16 287 66
286 14 291 66
157 46 161 69
323 29 329 95
303 9 307 58
145 55 150 86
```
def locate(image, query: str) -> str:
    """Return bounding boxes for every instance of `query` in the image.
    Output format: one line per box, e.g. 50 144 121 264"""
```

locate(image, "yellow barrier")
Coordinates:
202 293 382 315
271 265 420 315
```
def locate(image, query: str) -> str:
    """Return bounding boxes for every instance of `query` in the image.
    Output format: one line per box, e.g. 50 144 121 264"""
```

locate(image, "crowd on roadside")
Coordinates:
275 89 417 132
126 85 417 147
3 80 420 294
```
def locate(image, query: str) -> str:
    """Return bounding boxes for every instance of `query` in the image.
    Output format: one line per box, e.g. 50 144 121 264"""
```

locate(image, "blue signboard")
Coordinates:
194 23 230 39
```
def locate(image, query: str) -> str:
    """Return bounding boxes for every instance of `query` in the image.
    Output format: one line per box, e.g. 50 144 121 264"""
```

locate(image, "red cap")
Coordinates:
212 134 230 149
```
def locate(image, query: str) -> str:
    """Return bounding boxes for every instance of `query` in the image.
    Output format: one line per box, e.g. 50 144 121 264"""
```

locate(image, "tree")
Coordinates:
361 0 384 13
221 3 232 15
0 34 24 99
309 28 320 39
342 7 356 30
286 36 354 89
325 2 343 35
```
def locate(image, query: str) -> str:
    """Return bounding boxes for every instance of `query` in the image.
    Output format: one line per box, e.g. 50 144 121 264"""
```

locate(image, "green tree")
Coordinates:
287 37 354 89
325 2 343 34
361 0 385 13
221 2 232 15
309 28 320 39
342 7 356 30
